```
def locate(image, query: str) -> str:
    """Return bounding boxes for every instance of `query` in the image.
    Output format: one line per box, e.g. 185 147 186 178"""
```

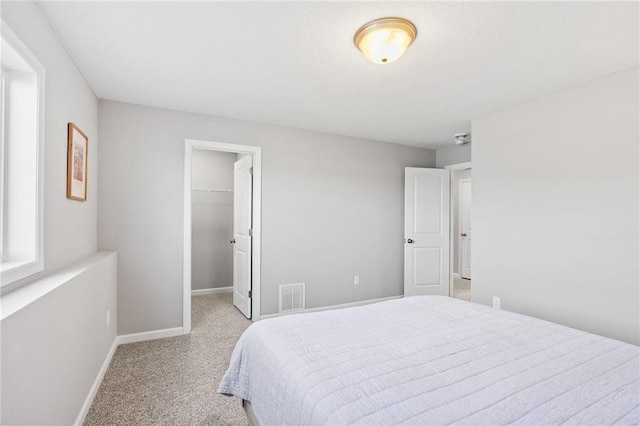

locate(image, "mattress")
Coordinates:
218 296 639 425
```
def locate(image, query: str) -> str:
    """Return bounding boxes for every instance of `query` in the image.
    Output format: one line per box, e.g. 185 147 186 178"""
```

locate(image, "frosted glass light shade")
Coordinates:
354 17 417 64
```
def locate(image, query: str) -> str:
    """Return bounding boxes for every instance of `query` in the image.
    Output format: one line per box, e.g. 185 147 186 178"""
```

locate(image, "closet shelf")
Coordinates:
192 188 234 193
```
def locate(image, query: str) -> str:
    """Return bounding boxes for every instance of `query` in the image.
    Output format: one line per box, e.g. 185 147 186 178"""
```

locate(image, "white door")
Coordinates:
233 155 252 318
460 179 472 279
404 168 451 297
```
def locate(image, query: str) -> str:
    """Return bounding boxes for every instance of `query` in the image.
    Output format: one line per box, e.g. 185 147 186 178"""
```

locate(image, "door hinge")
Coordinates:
248 290 252 298
249 166 253 175
248 228 253 236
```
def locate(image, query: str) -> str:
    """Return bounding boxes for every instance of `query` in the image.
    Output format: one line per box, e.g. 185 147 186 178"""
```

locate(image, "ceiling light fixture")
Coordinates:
354 17 417 64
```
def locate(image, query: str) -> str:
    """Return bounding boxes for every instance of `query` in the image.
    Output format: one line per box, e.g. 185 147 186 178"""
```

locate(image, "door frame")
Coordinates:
183 139 262 334
444 161 472 297
459 178 472 279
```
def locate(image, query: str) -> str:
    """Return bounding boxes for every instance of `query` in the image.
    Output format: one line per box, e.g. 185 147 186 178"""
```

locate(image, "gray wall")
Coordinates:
472 67 639 344
452 168 472 274
1 1 99 294
0 3 117 424
98 101 436 334
191 149 235 290
435 143 471 168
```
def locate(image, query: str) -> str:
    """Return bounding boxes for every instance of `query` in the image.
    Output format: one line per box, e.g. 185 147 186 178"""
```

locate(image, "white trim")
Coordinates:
116 327 184 345
0 260 44 287
74 338 118 426
0 20 46 288
183 143 192 333
262 295 402 320
444 161 472 171
184 139 262 333
452 272 461 279
191 286 232 296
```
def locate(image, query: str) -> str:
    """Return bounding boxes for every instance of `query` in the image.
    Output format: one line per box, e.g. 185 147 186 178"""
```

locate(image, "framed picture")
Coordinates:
67 122 88 201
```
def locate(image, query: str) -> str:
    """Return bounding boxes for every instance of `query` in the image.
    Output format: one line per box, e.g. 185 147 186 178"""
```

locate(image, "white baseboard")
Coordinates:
191 286 232 296
261 295 402 320
116 327 185 345
74 337 118 426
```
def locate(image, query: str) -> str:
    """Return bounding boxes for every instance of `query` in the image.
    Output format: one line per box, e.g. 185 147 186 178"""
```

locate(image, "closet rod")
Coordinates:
192 188 234 193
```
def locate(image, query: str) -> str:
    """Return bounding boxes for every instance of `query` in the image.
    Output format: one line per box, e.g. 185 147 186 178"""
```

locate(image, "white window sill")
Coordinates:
1 259 44 287
1 252 115 321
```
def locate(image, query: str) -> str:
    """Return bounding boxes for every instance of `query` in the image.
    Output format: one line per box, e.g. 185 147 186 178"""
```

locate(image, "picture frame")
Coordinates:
66 122 88 201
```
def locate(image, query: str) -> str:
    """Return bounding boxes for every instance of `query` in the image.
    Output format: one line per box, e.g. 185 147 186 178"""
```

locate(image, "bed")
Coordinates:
218 296 639 425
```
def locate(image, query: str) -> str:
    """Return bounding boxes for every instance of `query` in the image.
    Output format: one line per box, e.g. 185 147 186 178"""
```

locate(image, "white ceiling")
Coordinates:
37 1 638 149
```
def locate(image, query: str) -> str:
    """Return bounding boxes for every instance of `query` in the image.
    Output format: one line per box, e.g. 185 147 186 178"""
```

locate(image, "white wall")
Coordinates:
98 101 436 334
472 67 639 344
191 149 235 290
436 143 471 168
1 1 98 293
0 3 116 424
1 253 117 425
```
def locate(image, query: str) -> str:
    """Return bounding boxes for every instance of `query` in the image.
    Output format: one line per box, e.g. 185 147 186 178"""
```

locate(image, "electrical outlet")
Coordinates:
106 309 111 326
353 275 360 285
493 296 501 309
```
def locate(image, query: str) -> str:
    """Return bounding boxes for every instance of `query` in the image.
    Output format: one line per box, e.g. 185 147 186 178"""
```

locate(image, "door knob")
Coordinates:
405 239 414 244
230 239 236 244
461 233 467 237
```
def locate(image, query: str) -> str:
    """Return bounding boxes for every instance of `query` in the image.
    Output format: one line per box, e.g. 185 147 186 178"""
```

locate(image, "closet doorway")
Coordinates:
183 140 262 334
445 162 472 301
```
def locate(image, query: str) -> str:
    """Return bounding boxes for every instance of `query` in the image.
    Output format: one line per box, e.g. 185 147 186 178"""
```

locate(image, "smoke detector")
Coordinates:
454 133 471 145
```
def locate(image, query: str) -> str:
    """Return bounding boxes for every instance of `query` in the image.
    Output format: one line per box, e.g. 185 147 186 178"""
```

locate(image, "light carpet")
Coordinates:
84 293 251 426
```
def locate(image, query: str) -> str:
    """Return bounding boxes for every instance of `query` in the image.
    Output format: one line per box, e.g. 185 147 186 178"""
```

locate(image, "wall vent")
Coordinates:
279 283 305 313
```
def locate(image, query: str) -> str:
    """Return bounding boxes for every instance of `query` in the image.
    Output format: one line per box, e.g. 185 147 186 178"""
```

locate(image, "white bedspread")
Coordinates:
219 296 639 425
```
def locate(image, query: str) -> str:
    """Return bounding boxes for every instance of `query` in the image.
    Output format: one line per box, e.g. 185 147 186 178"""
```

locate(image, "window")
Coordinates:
0 22 45 287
